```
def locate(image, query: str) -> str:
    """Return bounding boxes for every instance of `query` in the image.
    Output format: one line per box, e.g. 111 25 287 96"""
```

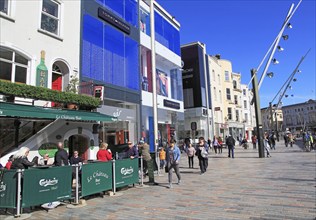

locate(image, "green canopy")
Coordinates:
0 102 116 122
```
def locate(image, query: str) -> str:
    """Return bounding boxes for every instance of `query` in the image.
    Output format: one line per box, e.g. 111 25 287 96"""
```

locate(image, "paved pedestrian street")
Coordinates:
1 141 315 220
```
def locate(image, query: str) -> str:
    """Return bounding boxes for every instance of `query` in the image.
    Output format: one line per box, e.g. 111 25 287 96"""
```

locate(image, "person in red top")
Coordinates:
5 155 14 170
97 142 112 161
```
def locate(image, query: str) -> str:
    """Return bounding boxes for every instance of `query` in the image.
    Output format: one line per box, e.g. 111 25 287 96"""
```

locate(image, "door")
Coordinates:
52 73 62 107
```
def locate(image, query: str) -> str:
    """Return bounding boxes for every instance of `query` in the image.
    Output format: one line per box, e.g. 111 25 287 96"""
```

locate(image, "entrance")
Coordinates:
68 135 89 161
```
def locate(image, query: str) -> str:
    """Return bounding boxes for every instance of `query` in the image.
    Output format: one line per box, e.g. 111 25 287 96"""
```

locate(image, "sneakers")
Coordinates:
177 180 181 185
168 183 173 189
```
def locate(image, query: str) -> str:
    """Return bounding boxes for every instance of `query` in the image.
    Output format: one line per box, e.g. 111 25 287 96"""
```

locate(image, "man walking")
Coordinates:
226 134 236 158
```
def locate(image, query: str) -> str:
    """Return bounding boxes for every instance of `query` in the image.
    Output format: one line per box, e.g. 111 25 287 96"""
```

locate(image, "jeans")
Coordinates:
228 146 234 158
188 156 194 168
168 163 181 184
199 157 208 173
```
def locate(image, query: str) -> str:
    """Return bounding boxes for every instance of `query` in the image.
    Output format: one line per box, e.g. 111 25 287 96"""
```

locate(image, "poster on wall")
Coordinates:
156 69 168 97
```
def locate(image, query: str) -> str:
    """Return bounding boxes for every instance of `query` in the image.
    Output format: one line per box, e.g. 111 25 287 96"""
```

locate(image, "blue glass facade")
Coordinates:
154 11 180 56
82 14 139 91
95 0 138 28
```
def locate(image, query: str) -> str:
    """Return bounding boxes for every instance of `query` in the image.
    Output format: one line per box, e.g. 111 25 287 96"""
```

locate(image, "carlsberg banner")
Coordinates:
22 166 72 207
115 159 139 188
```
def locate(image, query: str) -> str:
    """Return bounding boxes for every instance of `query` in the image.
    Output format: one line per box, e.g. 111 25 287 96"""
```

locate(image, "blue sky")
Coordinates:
158 0 316 108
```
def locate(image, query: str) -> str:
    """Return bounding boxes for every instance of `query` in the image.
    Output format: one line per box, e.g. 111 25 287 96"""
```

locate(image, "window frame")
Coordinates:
0 47 29 84
40 0 61 36
226 88 231 100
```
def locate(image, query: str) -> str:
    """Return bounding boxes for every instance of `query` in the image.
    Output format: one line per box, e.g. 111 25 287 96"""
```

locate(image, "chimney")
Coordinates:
215 54 221 59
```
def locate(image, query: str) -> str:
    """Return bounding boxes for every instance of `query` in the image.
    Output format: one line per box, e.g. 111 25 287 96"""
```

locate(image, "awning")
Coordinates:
0 102 116 122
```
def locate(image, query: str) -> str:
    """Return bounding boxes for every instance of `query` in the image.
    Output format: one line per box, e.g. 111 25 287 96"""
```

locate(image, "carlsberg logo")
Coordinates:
39 178 58 187
121 167 133 175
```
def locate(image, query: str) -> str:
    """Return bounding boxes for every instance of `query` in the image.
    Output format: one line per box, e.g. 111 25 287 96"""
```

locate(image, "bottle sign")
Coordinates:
36 50 48 87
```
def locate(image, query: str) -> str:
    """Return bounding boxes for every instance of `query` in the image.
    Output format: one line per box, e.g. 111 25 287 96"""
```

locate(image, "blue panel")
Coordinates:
154 12 180 55
125 0 138 27
82 14 104 81
125 37 139 90
149 116 154 152
82 14 139 92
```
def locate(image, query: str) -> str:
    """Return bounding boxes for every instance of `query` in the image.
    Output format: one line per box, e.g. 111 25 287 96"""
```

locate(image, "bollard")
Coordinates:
15 169 22 217
140 156 144 186
75 164 79 205
112 159 116 195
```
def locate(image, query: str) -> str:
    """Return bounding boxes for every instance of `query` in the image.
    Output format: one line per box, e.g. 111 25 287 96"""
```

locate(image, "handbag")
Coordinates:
201 147 208 158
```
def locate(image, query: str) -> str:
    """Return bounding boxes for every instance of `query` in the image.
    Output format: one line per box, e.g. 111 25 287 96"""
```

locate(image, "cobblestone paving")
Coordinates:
1 141 315 220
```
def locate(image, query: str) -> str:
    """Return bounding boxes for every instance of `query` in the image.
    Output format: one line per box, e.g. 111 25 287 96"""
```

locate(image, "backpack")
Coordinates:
200 147 208 158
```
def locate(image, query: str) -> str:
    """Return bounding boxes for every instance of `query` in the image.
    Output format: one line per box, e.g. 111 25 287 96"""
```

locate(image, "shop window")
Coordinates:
0 46 28 83
41 0 61 35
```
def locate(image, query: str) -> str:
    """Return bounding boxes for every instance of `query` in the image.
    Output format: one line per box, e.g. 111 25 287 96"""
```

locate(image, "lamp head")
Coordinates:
267 72 274 78
282 35 289 40
293 78 297 82
272 58 279 64
287 23 292 29
277 45 284 52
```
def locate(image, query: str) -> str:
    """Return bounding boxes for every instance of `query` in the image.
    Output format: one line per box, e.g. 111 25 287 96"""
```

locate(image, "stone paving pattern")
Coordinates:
1 140 315 220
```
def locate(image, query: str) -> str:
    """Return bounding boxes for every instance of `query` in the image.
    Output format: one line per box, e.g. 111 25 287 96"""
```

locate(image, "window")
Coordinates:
226 88 231 100
0 47 28 83
213 87 217 101
219 90 222 103
233 80 237 89
170 68 183 101
212 69 215 81
244 100 247 108
227 108 232 120
217 74 221 84
236 110 239 121
234 95 238 105
244 113 248 122
225 71 229 81
243 89 246 96
0 0 8 14
41 0 60 35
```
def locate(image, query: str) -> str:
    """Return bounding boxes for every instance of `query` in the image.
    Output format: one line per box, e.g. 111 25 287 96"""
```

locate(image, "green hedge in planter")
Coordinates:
0 80 100 108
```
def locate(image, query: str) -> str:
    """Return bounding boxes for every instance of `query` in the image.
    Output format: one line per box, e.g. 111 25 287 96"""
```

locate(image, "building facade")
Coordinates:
139 0 184 151
181 42 212 142
282 99 316 134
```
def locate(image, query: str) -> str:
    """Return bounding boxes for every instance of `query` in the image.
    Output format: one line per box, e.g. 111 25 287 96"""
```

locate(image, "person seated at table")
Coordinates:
39 153 53 166
5 155 14 170
97 142 112 162
125 141 139 159
69 151 83 186
11 147 35 169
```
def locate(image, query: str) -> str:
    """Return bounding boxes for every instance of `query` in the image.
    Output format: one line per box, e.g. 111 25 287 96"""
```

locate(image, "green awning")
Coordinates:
0 102 116 122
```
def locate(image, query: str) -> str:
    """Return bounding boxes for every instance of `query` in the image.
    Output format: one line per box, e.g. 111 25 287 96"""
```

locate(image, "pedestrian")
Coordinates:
138 140 152 179
264 133 272 157
284 133 289 147
97 142 112 161
69 150 84 186
195 136 209 175
159 147 166 170
186 143 196 168
226 134 236 159
218 136 223 154
207 138 212 151
212 136 219 154
11 147 35 169
269 132 276 150
166 139 181 188
54 142 69 166
252 135 257 149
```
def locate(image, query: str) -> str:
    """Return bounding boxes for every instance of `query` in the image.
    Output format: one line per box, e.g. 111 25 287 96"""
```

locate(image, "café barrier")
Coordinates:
0 170 17 208
81 162 112 197
22 166 72 207
0 158 141 217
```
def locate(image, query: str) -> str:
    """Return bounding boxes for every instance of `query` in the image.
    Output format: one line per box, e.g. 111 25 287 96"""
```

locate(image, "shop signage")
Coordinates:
98 7 130 35
214 107 221 111
163 99 180 110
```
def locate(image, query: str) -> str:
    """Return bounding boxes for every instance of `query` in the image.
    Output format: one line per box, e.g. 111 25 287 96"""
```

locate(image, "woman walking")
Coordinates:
186 143 196 168
166 139 181 188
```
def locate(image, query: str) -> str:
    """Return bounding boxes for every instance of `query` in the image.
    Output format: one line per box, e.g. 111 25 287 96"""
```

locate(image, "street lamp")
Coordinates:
250 0 302 158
